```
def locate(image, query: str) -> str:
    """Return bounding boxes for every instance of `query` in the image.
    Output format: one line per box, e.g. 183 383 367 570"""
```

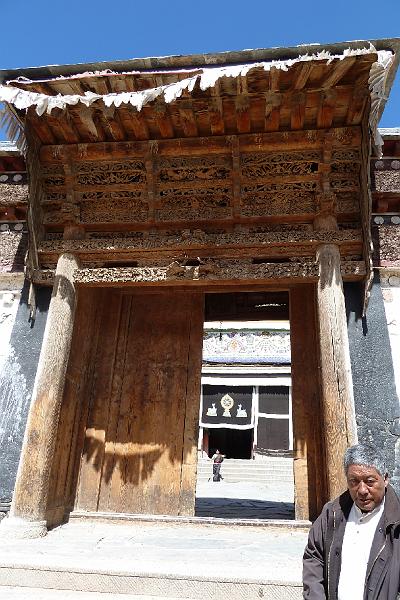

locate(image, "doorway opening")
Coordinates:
195 290 295 520
207 427 253 460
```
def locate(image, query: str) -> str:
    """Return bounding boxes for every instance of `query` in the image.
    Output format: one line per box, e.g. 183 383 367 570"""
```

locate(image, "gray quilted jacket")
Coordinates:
303 485 400 599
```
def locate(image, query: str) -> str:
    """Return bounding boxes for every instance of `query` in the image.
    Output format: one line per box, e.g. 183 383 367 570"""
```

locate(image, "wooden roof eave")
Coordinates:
1 49 393 150
1 37 399 82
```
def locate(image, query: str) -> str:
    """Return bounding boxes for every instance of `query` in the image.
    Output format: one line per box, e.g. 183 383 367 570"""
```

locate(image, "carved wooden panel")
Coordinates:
35 128 366 281
156 154 233 221
38 130 363 229
76 159 146 186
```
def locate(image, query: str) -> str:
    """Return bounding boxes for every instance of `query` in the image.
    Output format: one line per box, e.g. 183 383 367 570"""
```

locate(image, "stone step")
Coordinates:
197 472 294 487
196 468 294 481
197 463 293 471
0 566 302 600
197 458 293 467
197 467 293 475
0 578 302 600
197 462 293 469
0 590 195 600
0 519 305 600
197 470 293 484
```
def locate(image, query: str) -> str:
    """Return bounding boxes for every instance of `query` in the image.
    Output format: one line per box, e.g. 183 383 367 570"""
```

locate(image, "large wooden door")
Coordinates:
75 290 204 516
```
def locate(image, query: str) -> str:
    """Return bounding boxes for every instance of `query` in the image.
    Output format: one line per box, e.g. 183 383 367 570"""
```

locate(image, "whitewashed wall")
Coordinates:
381 270 400 403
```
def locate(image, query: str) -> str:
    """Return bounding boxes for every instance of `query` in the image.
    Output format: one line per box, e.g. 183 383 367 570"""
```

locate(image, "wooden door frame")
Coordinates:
46 282 325 524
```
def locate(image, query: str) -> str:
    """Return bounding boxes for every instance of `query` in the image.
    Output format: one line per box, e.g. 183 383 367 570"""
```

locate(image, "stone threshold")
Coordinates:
69 510 311 531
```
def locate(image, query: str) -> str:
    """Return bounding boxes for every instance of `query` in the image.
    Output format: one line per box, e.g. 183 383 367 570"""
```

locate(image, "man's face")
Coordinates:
346 464 388 512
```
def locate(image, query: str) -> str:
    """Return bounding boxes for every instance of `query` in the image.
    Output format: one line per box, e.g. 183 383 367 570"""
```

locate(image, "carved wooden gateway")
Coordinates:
0 39 399 536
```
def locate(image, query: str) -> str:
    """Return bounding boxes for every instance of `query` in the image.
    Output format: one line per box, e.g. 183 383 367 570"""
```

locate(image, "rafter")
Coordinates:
322 57 357 89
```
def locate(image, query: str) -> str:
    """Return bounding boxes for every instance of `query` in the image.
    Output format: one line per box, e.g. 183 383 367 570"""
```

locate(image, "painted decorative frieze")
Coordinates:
203 329 291 364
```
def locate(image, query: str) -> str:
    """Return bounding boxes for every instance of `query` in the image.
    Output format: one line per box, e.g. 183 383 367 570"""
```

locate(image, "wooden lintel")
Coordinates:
67 259 365 287
38 232 363 258
39 126 362 164
39 244 364 271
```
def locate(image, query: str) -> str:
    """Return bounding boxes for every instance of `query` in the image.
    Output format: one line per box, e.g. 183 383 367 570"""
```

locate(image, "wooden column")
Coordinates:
316 243 357 499
1 254 79 538
291 285 325 521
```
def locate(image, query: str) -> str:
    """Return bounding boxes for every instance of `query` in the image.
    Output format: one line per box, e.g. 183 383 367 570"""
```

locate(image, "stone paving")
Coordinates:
0 518 308 585
195 479 294 520
0 479 302 598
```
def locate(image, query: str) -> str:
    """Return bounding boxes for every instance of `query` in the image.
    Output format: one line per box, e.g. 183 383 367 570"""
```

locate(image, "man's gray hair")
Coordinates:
343 444 387 477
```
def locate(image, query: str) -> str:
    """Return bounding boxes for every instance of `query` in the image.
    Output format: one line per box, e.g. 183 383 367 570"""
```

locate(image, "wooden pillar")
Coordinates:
316 243 357 499
291 285 325 521
1 254 79 538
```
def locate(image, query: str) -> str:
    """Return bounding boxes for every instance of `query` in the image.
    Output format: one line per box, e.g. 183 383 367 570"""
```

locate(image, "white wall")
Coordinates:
380 270 400 403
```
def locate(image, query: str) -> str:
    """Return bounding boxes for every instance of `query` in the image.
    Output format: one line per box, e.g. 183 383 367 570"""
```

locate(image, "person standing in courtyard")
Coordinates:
211 449 225 482
303 443 400 599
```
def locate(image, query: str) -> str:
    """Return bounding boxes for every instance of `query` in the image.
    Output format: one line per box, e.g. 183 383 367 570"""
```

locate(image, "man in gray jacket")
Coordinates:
303 444 400 599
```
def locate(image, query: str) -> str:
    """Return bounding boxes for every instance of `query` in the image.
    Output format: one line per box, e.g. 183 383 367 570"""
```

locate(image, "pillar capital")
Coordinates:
313 192 338 232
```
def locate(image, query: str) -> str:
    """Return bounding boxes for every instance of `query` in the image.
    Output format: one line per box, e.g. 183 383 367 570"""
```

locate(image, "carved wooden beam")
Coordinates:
39 127 362 163
38 229 363 255
30 258 366 287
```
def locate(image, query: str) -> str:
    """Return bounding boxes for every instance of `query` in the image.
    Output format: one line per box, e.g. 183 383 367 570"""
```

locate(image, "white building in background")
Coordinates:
199 320 292 460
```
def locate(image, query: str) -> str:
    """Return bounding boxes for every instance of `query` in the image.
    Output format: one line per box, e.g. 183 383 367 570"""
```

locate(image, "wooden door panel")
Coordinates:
76 290 204 516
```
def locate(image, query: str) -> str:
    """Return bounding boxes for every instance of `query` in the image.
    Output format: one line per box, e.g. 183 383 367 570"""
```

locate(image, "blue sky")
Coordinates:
0 0 399 140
